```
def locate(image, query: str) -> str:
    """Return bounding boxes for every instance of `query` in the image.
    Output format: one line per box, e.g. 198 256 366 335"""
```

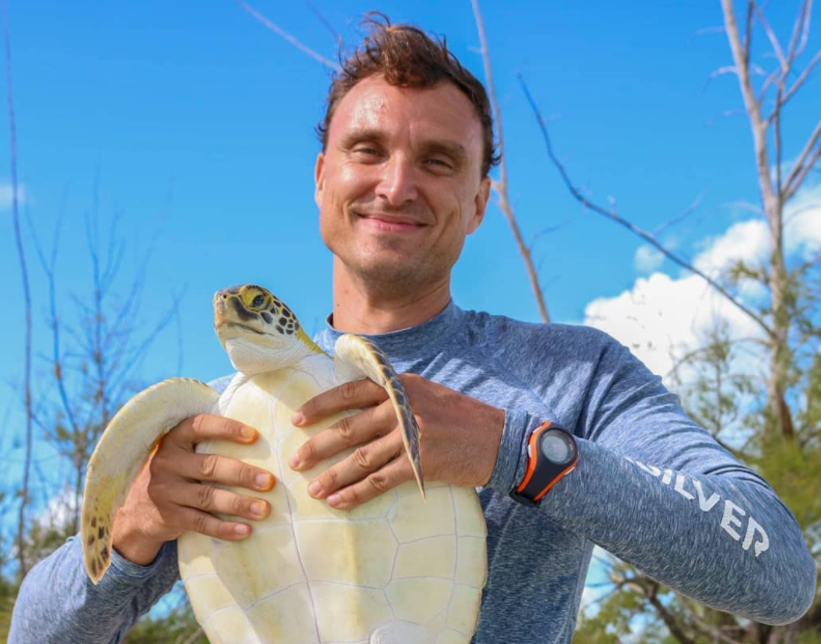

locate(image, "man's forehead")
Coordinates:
330 76 482 146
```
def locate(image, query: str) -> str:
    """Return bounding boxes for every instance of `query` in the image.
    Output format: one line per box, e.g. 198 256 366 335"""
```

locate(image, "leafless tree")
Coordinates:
2 0 34 581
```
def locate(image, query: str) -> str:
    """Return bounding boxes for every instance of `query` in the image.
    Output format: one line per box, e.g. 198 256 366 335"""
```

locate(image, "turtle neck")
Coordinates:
314 299 466 362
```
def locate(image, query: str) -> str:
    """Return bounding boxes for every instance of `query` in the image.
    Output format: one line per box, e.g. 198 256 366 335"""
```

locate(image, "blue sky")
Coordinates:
1 0 819 580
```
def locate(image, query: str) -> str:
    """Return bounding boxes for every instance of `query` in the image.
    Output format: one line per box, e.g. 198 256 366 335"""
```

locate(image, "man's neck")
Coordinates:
331 261 452 334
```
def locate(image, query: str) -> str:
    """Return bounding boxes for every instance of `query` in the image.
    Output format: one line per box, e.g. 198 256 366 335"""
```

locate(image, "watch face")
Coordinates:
540 431 574 465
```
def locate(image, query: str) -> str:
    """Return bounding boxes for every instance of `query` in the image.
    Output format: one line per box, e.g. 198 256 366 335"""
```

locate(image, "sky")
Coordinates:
0 0 820 607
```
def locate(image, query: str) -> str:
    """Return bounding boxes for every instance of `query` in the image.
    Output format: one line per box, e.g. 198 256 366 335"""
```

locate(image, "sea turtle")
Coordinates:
81 284 488 644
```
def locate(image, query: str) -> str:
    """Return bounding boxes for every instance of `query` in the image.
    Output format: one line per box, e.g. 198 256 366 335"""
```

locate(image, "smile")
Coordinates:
358 215 426 233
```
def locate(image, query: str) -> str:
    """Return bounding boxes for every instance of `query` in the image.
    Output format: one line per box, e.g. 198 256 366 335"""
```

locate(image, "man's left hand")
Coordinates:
289 374 504 510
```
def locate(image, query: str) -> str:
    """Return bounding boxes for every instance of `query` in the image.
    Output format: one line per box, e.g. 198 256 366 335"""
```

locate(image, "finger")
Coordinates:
172 413 259 447
161 450 275 492
290 404 394 471
293 379 387 426
326 457 413 510
175 505 254 542
307 431 403 500
176 481 270 522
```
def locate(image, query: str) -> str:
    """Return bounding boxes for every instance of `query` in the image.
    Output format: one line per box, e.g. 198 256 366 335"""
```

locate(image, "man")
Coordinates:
10 16 816 644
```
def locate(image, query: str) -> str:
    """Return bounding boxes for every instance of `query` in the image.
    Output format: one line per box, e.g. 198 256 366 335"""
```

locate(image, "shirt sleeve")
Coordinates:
526 338 816 625
9 536 180 644
9 374 234 643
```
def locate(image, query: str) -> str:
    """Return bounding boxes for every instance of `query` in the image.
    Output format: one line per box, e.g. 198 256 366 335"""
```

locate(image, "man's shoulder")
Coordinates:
207 373 235 394
464 309 619 354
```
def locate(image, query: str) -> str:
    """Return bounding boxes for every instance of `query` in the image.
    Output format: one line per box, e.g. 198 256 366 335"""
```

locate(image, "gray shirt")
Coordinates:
10 302 816 643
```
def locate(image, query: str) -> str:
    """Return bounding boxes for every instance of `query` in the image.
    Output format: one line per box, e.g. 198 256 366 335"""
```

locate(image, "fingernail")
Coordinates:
289 454 300 469
241 426 257 440
234 524 250 537
327 494 341 507
256 473 272 489
308 481 322 497
292 411 304 426
250 501 266 517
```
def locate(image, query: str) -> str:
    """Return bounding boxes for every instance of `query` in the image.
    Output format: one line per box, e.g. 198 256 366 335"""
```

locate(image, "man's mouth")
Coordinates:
356 212 426 232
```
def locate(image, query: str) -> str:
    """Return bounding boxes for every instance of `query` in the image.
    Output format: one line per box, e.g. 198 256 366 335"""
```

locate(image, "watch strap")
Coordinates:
510 421 578 506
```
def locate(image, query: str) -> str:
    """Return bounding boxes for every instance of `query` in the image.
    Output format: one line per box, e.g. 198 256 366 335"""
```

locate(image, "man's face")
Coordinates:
315 75 491 293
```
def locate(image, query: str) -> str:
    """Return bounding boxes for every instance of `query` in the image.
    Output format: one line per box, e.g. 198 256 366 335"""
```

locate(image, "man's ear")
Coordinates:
314 152 325 207
467 176 491 235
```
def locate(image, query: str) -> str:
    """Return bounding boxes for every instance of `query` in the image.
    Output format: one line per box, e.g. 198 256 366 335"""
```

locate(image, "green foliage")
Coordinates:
753 434 821 532
123 589 207 644
587 249 821 642
799 633 821 644
20 512 78 573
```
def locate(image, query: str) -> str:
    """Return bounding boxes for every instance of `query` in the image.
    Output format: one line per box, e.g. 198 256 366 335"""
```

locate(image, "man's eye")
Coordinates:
425 158 453 170
352 147 380 157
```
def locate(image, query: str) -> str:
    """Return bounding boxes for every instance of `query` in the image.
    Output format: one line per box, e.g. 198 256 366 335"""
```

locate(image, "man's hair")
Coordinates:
316 14 501 178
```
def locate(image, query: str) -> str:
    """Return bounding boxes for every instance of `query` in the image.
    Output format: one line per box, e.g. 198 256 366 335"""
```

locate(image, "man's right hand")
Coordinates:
111 414 275 566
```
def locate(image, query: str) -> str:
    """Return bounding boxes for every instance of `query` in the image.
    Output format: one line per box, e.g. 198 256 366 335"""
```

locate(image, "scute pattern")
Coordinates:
178 358 487 644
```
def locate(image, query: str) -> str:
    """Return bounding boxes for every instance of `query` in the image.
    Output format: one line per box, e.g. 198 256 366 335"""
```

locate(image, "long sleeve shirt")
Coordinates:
10 301 816 643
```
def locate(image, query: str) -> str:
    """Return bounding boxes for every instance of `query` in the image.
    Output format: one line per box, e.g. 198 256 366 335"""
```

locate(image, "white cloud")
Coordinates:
784 183 821 259
692 219 769 278
634 245 664 274
584 182 821 387
584 272 763 380
0 182 25 209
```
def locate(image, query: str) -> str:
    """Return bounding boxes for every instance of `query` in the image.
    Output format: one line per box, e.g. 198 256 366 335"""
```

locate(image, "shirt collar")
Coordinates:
314 300 465 360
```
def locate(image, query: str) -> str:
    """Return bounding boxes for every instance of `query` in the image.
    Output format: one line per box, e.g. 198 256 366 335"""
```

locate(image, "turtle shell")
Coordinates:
178 358 488 644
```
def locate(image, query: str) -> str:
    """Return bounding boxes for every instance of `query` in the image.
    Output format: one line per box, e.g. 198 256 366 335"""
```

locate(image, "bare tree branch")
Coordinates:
3 0 34 580
786 0 814 63
653 193 703 237
722 0 776 216
470 0 550 323
25 188 82 446
753 2 787 68
231 0 340 71
518 73 773 337
743 0 755 72
300 0 342 48
776 47 821 114
784 116 821 201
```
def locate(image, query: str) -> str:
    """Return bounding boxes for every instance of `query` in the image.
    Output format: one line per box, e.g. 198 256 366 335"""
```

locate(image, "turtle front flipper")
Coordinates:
81 378 220 584
333 334 425 500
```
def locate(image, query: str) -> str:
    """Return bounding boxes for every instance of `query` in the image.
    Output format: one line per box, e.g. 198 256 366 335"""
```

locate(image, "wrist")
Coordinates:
112 512 164 566
485 408 533 493
510 421 579 506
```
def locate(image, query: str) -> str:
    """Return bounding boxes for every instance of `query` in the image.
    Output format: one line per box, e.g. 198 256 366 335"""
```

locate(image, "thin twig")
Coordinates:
3 0 33 580
231 0 340 71
471 0 550 323
653 193 703 236
784 116 821 201
518 73 772 337
776 47 821 115
753 2 787 69
300 0 342 48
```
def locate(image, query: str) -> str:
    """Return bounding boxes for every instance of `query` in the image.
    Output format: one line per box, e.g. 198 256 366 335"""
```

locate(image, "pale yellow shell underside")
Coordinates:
178 363 488 644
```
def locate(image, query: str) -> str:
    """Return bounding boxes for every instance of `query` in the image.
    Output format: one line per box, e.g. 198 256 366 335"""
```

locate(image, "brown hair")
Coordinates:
316 13 500 177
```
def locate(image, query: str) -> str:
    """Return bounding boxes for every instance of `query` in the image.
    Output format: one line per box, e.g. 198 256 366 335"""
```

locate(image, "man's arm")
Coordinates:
9 413 275 644
523 338 816 624
291 339 816 626
9 536 180 644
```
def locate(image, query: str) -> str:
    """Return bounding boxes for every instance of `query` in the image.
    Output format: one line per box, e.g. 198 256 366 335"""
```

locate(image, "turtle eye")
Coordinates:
251 294 265 308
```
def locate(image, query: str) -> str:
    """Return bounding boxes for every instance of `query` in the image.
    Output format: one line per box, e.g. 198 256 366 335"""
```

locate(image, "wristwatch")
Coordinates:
510 421 579 506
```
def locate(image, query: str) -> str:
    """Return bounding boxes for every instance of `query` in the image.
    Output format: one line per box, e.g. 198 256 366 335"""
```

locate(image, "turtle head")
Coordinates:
214 285 321 374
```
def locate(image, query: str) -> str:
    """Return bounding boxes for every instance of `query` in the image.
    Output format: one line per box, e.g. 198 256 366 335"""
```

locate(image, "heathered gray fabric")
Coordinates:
10 302 816 643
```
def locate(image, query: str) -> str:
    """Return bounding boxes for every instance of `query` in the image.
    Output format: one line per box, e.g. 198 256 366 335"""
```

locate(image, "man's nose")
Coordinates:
375 155 419 206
